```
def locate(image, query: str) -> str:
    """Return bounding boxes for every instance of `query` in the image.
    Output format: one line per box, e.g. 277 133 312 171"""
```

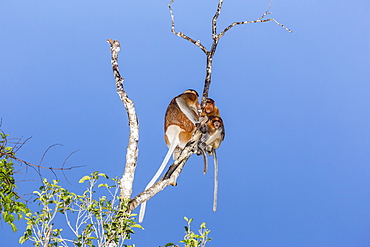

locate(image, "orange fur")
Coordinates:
201 98 220 117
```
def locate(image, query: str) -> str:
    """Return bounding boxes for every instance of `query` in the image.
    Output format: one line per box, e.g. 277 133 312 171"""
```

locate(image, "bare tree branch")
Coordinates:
122 0 292 215
42 223 53 247
127 123 205 213
0 152 85 171
1 129 84 183
212 0 223 39
107 39 139 200
39 144 63 165
168 0 291 106
12 135 33 153
105 40 208 214
62 149 80 185
219 10 292 39
168 0 208 54
0 132 83 172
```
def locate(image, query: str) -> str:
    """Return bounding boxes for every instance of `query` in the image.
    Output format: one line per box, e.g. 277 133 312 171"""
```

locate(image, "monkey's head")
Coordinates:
184 89 199 97
204 98 216 114
182 89 201 110
209 116 223 129
205 115 225 151
201 98 220 117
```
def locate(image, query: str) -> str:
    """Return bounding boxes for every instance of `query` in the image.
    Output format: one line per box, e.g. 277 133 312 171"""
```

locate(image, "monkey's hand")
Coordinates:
199 124 208 133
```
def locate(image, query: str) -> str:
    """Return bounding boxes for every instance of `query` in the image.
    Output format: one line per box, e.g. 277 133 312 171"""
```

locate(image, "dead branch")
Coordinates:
116 0 292 215
107 39 139 200
127 123 205 213
105 39 208 213
62 149 80 184
40 144 63 165
218 5 292 38
12 136 33 153
0 152 85 171
168 0 208 54
168 0 291 106
1 130 83 175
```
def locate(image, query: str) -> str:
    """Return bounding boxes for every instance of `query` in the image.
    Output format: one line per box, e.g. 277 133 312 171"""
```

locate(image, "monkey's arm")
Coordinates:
205 127 224 151
199 131 210 174
176 97 199 125
198 146 208 174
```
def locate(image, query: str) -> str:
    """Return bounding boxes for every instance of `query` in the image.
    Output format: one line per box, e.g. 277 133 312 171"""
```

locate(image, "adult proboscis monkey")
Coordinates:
139 89 200 223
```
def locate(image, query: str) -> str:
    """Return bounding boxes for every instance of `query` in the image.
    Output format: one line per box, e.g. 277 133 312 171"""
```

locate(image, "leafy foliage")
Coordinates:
0 132 213 246
20 171 143 247
165 217 212 247
0 132 29 232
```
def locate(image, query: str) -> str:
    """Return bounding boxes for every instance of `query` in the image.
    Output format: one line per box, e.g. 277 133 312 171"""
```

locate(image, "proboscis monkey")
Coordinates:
198 115 225 212
139 89 200 223
200 98 220 174
201 98 220 117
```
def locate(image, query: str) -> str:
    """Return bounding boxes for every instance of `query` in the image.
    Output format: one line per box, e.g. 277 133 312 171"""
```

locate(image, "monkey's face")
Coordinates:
210 116 223 129
213 120 221 129
204 101 215 114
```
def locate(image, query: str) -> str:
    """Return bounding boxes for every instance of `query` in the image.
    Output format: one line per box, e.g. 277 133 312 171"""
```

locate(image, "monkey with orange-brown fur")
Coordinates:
198 99 225 212
199 98 222 174
139 89 200 223
164 89 201 160
203 116 225 154
201 98 220 117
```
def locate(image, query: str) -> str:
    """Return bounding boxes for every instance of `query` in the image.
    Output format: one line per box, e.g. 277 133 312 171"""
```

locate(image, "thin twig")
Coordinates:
13 135 33 153
212 0 223 39
219 18 292 39
40 144 64 165
62 149 80 185
168 0 291 106
0 151 85 170
168 0 208 54
128 0 292 215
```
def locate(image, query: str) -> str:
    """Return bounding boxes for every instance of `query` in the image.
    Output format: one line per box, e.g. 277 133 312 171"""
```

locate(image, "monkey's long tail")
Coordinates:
199 148 208 174
138 139 178 223
213 150 218 212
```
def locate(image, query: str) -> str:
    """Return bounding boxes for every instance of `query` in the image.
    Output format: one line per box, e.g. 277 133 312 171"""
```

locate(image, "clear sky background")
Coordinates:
1 0 370 246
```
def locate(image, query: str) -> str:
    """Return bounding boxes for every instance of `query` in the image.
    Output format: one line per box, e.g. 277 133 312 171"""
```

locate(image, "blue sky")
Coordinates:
1 0 370 246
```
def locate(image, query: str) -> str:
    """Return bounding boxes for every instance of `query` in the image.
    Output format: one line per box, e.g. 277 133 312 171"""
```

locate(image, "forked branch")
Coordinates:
219 3 292 38
168 0 208 54
0 151 84 171
106 39 203 215
110 0 292 215
0 133 83 172
127 121 206 213
168 0 291 105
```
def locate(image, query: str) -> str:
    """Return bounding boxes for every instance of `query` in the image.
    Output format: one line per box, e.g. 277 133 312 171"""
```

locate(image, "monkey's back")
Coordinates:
164 98 196 134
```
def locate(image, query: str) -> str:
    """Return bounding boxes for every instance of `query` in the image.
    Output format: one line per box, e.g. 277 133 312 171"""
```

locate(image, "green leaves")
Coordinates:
180 217 212 247
21 172 143 246
0 132 29 232
164 217 212 247
79 175 91 183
